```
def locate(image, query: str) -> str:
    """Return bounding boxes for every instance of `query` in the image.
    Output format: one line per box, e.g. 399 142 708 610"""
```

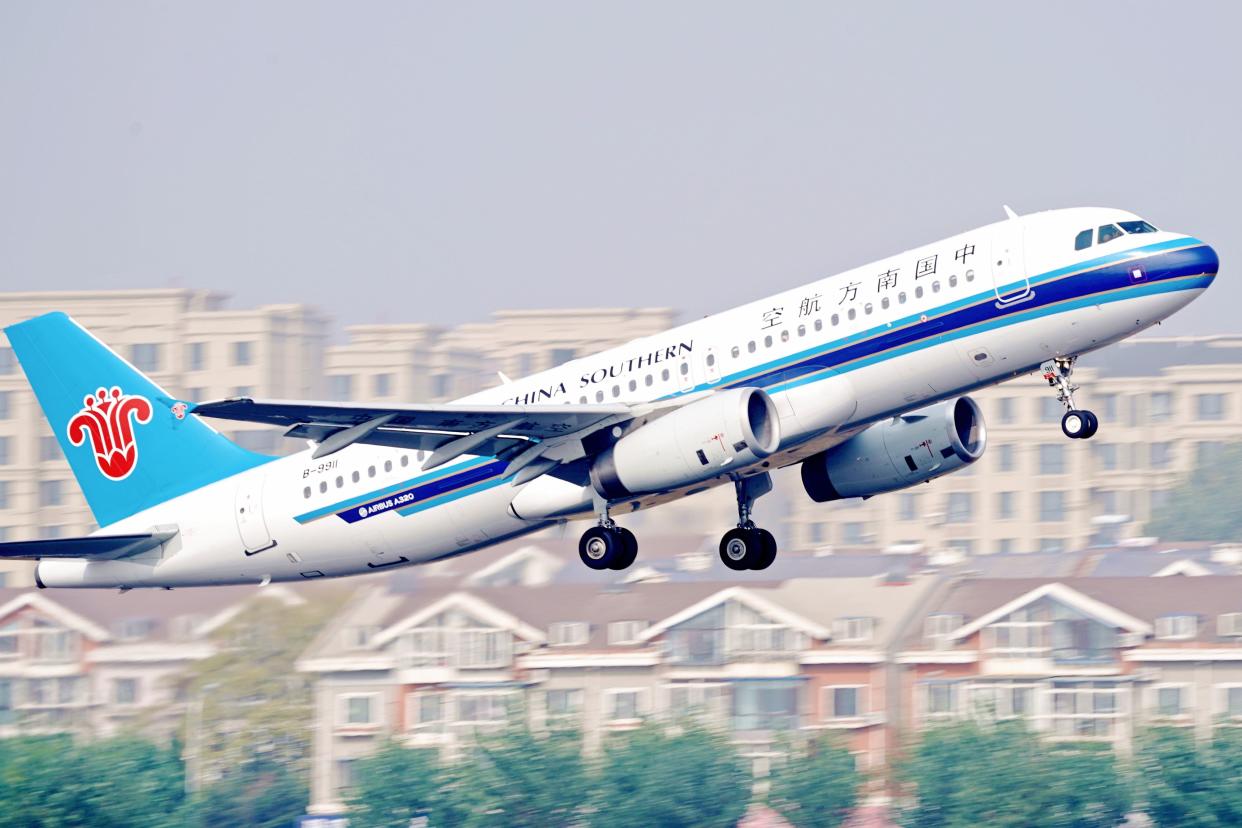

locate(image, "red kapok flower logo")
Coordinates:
66 386 153 481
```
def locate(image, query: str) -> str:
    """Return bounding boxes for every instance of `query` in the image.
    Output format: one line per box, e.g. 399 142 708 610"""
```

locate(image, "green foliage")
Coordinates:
590 720 751 828
181 590 346 787
344 739 448 828
447 721 588 827
1135 725 1242 827
896 720 1129 828
182 753 307 828
1146 442 1242 541
767 734 861 828
0 734 187 828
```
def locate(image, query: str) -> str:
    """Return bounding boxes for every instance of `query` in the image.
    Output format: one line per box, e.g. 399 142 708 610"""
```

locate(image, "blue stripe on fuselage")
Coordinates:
304 238 1216 524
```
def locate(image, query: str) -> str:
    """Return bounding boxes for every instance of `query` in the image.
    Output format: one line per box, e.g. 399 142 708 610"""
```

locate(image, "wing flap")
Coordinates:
0 532 176 561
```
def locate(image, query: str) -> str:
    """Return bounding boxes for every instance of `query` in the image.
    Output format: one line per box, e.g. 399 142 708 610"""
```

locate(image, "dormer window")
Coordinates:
548 622 589 647
1155 614 1198 640
608 621 648 646
833 617 876 644
924 613 964 642
1219 613 1242 637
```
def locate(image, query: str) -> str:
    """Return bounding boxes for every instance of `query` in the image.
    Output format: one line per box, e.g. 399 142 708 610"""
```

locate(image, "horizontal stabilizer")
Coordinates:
0 531 176 560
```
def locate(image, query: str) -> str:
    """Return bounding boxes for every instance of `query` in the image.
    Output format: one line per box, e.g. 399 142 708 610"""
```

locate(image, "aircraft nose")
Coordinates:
1198 243 1221 279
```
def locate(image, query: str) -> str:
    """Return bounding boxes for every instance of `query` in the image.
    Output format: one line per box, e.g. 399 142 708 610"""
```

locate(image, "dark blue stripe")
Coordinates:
335 459 509 523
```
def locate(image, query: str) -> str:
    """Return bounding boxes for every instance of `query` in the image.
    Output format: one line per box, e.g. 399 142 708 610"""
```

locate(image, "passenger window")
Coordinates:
780 330 789 342
595 390 604 402
864 303 873 315
847 308 857 321
898 291 907 304
644 375 653 387
932 281 940 293
797 324 806 337
730 346 740 358
319 481 328 493
679 362 689 375
965 269 974 282
949 274 957 288
303 486 311 499
814 319 823 332
764 335 773 348
628 379 637 391
612 385 620 397
1074 229 1093 250
706 353 716 366
383 460 392 472
915 286 924 299
747 341 756 354
580 395 587 403
881 297 890 309
1098 224 1123 245
368 466 376 478
352 470 360 483
400 455 409 467
335 476 344 488
1118 220 1158 234
831 314 839 326
661 368 670 380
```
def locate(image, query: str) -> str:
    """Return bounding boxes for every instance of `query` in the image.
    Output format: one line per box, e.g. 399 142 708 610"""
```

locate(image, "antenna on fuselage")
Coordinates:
1003 205 1020 220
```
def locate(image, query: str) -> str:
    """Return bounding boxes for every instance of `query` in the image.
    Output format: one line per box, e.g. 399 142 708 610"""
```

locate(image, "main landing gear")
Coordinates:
1043 356 1099 440
719 473 778 571
578 499 638 571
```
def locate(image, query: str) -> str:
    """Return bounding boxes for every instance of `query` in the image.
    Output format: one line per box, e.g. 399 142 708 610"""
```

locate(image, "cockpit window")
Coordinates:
1074 229 1093 251
1098 224 1124 245
1118 220 1158 234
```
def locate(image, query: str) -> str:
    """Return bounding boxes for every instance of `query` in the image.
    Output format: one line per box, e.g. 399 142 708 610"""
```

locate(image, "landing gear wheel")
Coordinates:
1080 410 1099 440
609 527 638 570
579 526 622 571
1061 409 1098 440
720 527 763 571
752 529 778 570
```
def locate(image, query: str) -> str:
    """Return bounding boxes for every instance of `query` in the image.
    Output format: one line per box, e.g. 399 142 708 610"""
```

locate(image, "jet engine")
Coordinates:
590 387 781 499
801 396 986 502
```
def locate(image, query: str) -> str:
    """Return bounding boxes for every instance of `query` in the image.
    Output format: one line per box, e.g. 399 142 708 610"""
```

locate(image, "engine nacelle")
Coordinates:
801 396 986 502
591 387 781 499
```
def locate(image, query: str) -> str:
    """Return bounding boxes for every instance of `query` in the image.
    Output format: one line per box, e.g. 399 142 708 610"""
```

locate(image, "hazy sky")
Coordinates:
1 2 1238 335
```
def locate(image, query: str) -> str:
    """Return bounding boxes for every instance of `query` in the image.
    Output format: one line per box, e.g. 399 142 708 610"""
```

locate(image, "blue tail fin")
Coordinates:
5 312 272 527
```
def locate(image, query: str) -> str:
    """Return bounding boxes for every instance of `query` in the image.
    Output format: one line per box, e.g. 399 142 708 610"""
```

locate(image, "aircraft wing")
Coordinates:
192 397 639 473
0 532 177 560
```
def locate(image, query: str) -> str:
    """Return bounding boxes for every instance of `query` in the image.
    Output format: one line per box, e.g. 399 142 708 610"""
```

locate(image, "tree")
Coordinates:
183 751 308 828
1146 442 1242 541
444 721 588 828
179 589 347 789
1135 725 1242 827
590 721 751 828
896 720 1129 828
345 739 449 828
767 734 861 828
0 734 187 828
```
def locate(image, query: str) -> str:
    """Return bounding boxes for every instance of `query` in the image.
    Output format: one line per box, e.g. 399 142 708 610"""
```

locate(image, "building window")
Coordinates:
898 493 919 521
1093 394 1118 421
996 397 1016 425
1039 397 1063 423
431 375 451 399
1196 393 1228 421
1150 392 1173 422
1039 537 1065 553
833 617 875 643
129 343 161 373
545 688 583 722
39 480 62 507
925 682 958 718
842 522 865 545
113 678 138 706
997 538 1015 554
0 391 9 419
1219 614 1242 637
0 347 13 375
329 375 353 401
1156 686 1186 717
924 613 963 641
607 621 647 645
1225 686 1242 718
1038 444 1065 475
341 694 376 726
232 386 252 398
1093 443 1118 472
1155 615 1197 640
996 443 1015 473
457 692 511 725
997 491 1016 520
336 758 357 792
407 692 445 732
548 622 589 647
1149 442 1174 470
825 686 863 719
40 436 61 462
945 493 973 523
186 342 206 372
231 341 254 366
605 689 643 723
1048 680 1121 737
549 348 576 366
1038 491 1065 522
0 481 7 511
373 374 393 397
1197 442 1224 468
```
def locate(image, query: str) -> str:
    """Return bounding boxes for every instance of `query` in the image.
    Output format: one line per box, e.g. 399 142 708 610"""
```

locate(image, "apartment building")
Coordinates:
296 575 938 816
789 336 1242 555
897 576 1242 754
0 584 306 741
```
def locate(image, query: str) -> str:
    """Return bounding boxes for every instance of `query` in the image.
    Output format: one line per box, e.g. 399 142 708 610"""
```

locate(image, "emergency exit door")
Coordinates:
235 475 275 555
990 220 1031 305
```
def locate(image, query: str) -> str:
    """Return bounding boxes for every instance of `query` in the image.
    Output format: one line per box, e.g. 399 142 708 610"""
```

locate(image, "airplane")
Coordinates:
0 206 1218 588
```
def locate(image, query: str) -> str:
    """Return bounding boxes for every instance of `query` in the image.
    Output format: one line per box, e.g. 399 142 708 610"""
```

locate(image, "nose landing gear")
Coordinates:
1043 357 1099 440
719 473 778 571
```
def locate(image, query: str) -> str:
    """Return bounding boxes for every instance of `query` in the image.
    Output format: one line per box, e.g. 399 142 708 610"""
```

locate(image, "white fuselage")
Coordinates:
36 207 1218 587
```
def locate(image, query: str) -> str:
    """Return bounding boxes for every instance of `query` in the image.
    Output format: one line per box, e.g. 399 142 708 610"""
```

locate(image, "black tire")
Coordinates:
610 527 638 570
720 527 761 571
579 526 621 570
752 528 778 570
1080 410 1099 440
1061 410 1088 439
